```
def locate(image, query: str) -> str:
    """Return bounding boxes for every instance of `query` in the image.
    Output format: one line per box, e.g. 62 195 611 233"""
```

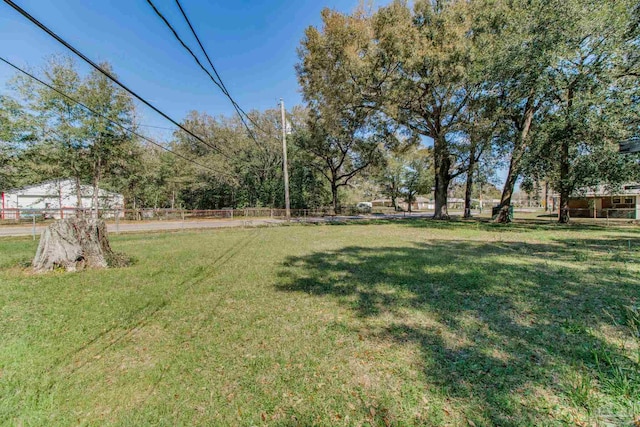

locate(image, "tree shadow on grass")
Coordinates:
276 238 640 425
328 216 640 235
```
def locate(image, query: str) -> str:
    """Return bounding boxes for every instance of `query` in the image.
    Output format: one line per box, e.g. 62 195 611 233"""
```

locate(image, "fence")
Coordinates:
2 206 637 225
0 207 346 223
566 207 638 220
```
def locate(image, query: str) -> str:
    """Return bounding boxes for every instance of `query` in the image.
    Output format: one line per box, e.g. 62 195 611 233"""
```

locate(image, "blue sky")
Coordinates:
0 0 364 139
1 0 508 187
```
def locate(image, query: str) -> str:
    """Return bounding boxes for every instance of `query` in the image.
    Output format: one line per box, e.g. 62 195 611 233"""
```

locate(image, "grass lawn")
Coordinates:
1 220 639 426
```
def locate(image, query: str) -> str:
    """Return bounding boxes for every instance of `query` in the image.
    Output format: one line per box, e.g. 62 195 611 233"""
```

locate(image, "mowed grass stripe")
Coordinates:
54 230 262 381
0 221 638 426
0 228 261 423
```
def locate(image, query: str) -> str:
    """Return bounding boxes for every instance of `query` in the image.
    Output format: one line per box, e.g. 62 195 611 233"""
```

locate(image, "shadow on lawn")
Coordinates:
331 216 640 235
277 238 640 425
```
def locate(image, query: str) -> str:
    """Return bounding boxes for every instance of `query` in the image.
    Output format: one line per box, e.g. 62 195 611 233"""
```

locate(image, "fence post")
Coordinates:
181 210 185 229
115 209 120 234
32 214 36 241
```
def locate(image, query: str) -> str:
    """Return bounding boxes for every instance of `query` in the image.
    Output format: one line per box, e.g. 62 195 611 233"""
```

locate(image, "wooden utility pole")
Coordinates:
280 99 291 218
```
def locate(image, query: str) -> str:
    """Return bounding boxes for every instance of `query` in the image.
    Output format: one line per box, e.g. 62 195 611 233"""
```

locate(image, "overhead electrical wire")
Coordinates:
2 0 233 161
145 0 264 148
146 0 277 147
136 124 177 131
174 0 271 135
144 0 227 96
0 56 234 177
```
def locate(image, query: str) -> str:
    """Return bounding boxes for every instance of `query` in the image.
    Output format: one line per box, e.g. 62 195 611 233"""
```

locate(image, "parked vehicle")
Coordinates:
356 202 372 213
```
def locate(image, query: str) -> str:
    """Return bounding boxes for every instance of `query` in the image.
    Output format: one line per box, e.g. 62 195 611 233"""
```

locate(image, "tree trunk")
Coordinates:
559 138 571 224
544 181 549 212
495 102 535 223
58 180 64 219
559 86 574 224
496 155 519 223
433 136 451 220
32 218 127 272
463 145 477 219
331 183 340 215
496 125 534 223
92 167 100 219
463 174 473 219
75 176 83 216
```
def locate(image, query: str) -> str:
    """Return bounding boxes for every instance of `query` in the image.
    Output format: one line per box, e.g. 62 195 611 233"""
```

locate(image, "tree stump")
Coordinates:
32 218 122 272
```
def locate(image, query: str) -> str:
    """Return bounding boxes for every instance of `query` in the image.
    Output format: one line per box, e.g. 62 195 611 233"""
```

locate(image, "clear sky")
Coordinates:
0 0 508 186
0 0 365 139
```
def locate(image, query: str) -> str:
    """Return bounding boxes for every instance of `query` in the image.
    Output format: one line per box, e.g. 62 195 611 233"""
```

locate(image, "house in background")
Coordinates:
568 183 640 219
371 198 394 208
397 196 433 212
1 179 124 219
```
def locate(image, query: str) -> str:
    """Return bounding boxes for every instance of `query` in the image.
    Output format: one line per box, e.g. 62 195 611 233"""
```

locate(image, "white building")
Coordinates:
1 179 124 219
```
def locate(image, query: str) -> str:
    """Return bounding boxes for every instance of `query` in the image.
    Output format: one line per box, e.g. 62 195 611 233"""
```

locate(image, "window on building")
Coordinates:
612 197 621 204
624 197 634 204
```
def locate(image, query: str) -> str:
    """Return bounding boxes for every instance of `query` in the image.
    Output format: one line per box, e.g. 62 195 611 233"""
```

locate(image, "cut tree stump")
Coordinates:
32 218 124 272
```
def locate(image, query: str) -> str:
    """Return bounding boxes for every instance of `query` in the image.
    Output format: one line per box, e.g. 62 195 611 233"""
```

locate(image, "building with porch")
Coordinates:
568 184 640 219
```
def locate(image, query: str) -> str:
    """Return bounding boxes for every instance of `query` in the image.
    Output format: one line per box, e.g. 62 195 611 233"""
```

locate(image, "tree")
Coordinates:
297 9 391 214
12 56 86 204
470 0 566 222
299 2 495 219
376 143 432 211
10 56 136 214
520 0 638 223
171 112 238 210
0 94 30 190
80 65 137 216
376 149 407 210
371 1 477 219
458 90 501 218
400 147 433 213
294 110 383 214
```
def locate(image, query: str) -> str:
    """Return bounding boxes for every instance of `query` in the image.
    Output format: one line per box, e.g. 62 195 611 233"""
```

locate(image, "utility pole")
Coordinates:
280 99 291 218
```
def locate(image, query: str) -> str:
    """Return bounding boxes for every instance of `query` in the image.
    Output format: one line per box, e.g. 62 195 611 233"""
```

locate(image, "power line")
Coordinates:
2 0 232 161
174 0 252 119
0 56 234 177
137 124 176 131
144 0 227 96
174 0 280 141
146 0 275 148
174 0 230 96
146 0 263 145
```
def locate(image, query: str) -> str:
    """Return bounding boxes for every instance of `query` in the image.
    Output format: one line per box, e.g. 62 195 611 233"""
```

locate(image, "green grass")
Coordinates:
1 220 639 426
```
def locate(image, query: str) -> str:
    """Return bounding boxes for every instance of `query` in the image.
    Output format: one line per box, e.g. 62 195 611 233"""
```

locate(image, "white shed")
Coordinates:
1 179 124 219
